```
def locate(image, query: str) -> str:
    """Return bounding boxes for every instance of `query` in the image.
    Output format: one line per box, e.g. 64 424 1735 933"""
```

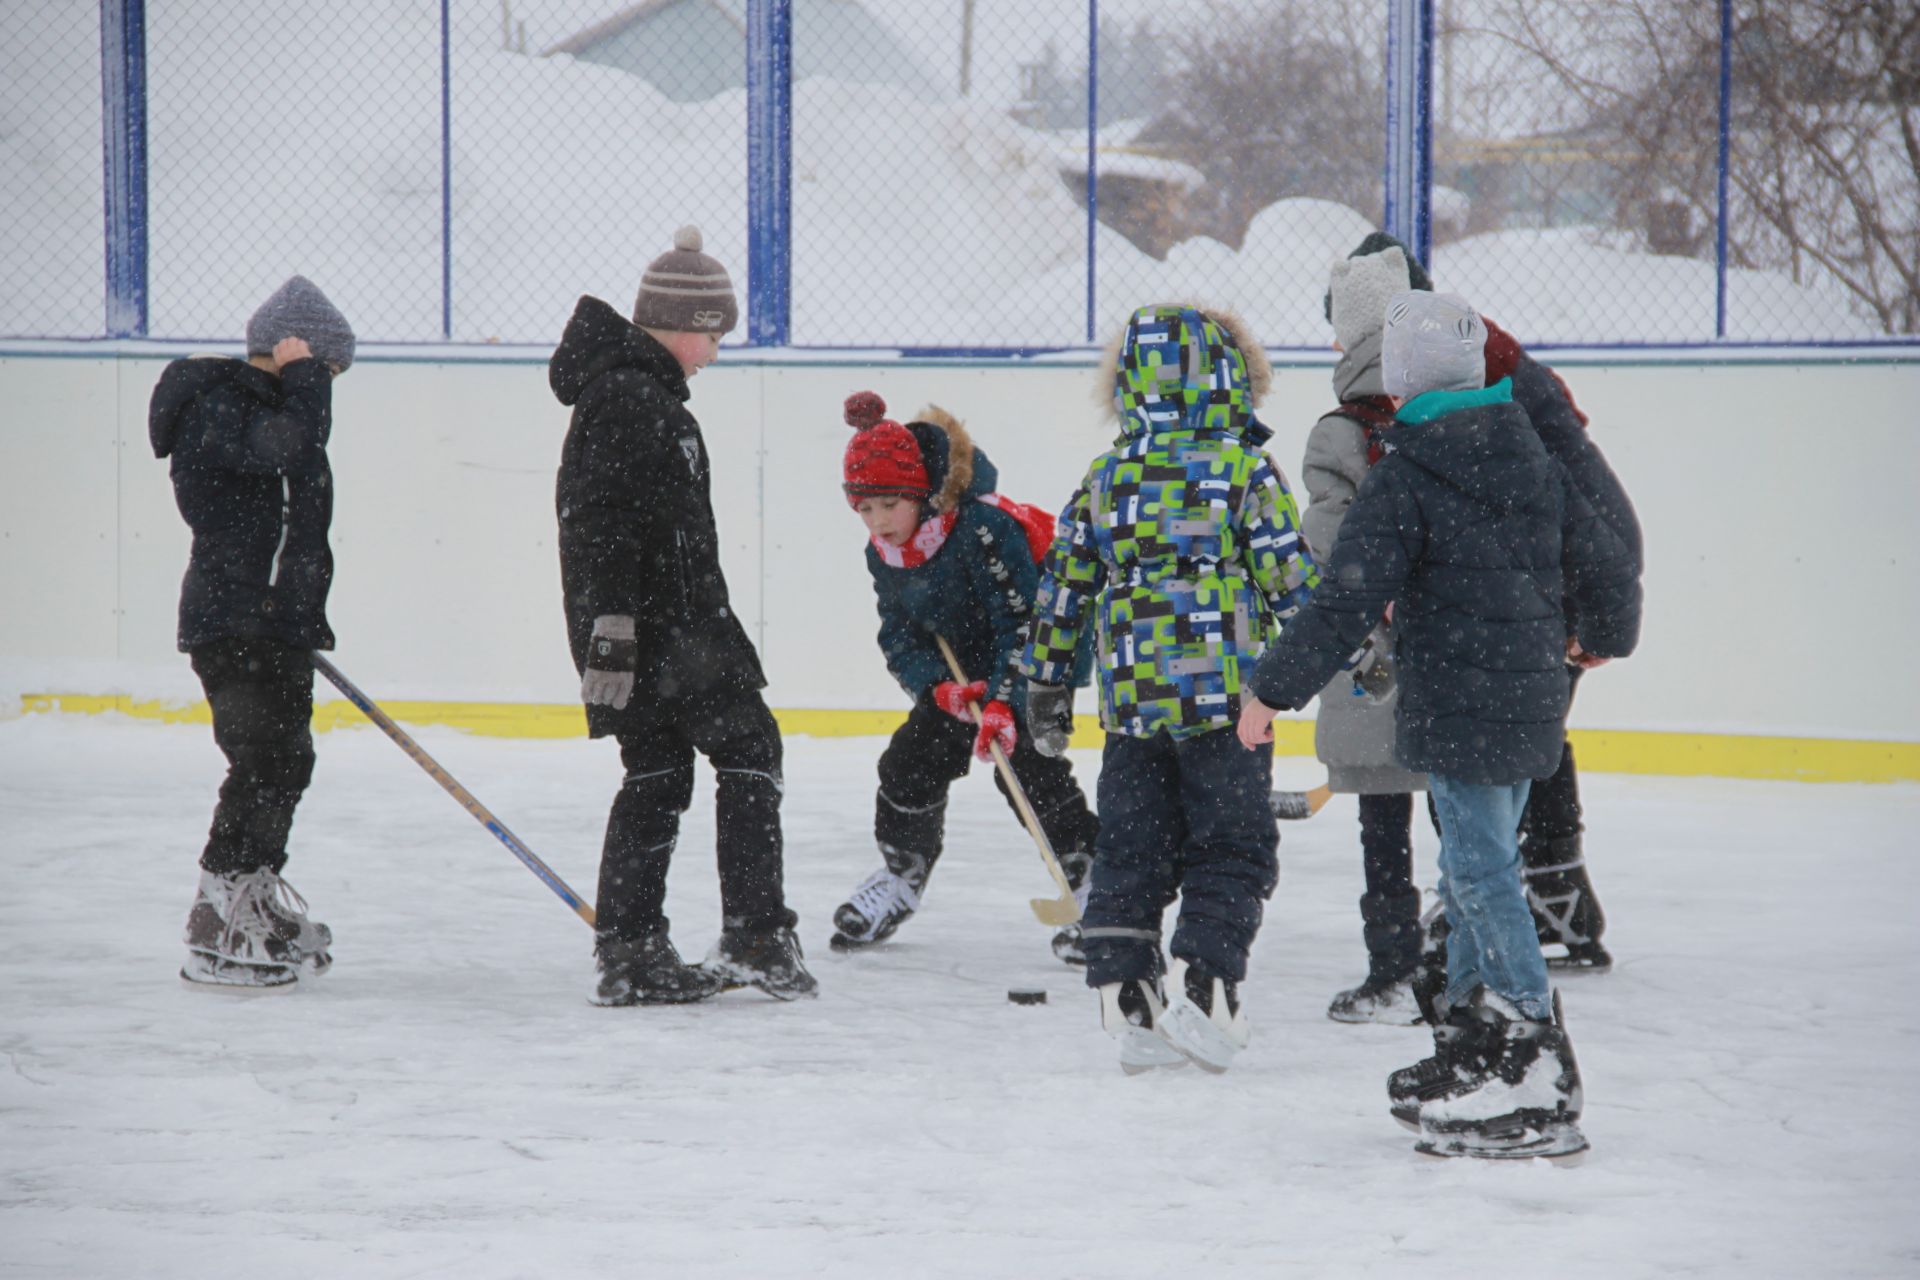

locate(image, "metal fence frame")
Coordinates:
91 0 1915 352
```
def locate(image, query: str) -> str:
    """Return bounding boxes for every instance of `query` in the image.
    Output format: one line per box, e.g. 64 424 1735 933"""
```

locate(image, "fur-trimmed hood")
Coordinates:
908 404 997 513
1096 304 1270 440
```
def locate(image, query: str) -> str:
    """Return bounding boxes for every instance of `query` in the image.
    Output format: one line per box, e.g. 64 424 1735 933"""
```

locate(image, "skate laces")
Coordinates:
253 869 314 926
220 871 286 955
847 868 919 924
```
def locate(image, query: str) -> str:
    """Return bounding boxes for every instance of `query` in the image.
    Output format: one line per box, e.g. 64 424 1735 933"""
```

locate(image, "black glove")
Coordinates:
582 614 637 711
1027 683 1074 757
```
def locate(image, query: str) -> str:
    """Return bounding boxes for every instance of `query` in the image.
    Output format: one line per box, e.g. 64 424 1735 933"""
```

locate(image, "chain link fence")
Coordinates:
4 1 1912 349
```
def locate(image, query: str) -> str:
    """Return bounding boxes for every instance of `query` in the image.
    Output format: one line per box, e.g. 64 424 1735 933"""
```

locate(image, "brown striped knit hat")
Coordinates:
632 225 738 335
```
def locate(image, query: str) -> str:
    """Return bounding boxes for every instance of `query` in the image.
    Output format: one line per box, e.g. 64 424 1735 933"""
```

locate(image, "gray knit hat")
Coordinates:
246 275 356 371
1382 290 1487 400
632 225 738 335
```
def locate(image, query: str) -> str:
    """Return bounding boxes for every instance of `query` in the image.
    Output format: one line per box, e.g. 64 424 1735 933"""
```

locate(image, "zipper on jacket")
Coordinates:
268 476 291 587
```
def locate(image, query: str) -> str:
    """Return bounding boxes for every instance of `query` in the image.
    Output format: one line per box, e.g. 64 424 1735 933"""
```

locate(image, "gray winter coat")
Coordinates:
1300 334 1426 794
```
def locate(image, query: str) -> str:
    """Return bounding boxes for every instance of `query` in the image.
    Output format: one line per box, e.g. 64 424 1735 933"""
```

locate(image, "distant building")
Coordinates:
546 0 938 102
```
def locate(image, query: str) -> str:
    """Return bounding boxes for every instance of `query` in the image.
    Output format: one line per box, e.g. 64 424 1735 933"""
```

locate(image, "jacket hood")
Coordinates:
1388 383 1553 513
908 404 998 512
549 295 687 407
1331 328 1386 402
149 355 277 458
1099 304 1263 441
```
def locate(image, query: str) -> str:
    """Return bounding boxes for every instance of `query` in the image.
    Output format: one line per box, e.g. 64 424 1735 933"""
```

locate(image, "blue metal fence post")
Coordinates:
1085 0 1099 344
1382 0 1434 264
1715 0 1732 340
100 0 149 338
440 0 453 339
746 0 792 347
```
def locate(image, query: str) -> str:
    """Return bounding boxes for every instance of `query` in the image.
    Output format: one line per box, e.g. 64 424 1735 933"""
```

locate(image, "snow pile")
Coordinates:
0 1 1892 347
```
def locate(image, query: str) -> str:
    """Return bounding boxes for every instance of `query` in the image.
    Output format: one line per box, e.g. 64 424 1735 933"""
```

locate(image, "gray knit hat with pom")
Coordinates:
632 225 738 335
1382 290 1487 400
246 275 356 371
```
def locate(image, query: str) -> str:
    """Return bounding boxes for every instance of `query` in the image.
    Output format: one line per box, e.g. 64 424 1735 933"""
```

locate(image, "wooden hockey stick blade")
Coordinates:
312 653 597 928
1272 783 1334 821
934 635 1083 926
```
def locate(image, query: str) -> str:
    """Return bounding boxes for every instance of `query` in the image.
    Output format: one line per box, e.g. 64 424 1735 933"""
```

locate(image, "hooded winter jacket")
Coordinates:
149 355 335 651
550 295 763 733
1019 306 1319 739
865 409 1054 710
1248 380 1642 785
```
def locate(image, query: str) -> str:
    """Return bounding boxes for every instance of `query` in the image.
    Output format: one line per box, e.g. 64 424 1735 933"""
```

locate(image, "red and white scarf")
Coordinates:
868 493 1055 569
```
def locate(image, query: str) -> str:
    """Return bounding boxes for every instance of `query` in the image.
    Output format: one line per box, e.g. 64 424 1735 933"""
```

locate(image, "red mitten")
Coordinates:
973 700 1017 761
933 680 987 722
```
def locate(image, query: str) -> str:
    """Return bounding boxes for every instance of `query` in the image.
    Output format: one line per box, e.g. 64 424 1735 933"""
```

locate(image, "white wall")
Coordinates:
3 346 1916 741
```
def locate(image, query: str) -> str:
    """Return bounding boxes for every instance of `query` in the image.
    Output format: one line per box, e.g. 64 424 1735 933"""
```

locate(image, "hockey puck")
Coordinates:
1007 987 1047 1005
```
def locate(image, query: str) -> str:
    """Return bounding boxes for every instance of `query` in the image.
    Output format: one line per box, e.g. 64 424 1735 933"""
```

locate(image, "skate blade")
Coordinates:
829 931 883 953
1416 1122 1589 1162
1391 1107 1421 1133
1157 1002 1246 1074
1545 955 1612 975
1114 1027 1188 1075
180 955 298 992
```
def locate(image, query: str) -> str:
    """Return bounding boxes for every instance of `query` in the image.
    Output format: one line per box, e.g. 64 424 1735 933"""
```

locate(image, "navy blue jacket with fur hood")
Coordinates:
1248 380 1642 785
149 355 336 652
864 409 1053 714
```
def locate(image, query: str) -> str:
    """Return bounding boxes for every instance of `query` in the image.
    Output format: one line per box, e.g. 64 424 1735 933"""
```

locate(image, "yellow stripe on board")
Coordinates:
16 694 1919 784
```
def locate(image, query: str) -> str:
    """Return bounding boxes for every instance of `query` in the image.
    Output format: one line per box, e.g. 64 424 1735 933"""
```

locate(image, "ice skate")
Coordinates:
181 868 327 989
704 926 819 1000
1327 974 1423 1025
592 929 728 1006
1415 991 1587 1160
1387 987 1496 1129
1096 977 1187 1074
829 844 929 951
1048 871 1093 967
1524 836 1613 973
1156 959 1251 1073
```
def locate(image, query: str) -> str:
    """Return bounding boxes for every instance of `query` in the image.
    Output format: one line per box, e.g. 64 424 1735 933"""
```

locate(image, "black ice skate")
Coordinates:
1523 836 1613 973
704 926 819 1000
1156 959 1251 1073
181 868 330 989
1414 991 1587 1161
592 929 729 1006
1047 852 1094 967
1387 984 1497 1129
1096 975 1187 1075
1328 889 1424 1025
830 843 929 951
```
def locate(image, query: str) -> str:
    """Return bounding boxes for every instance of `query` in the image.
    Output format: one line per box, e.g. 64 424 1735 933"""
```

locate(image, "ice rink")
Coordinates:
2 712 1915 1278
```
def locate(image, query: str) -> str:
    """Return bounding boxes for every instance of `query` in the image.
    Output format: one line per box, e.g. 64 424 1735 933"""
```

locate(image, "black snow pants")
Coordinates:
1081 727 1278 987
873 697 1099 887
190 637 317 877
595 687 795 941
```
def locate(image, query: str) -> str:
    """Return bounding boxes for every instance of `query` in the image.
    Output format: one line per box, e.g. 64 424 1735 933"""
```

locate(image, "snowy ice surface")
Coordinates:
2 714 1916 1278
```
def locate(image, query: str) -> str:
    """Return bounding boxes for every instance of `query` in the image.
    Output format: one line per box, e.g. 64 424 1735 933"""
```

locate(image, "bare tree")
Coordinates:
1470 0 1920 334
1151 0 1385 247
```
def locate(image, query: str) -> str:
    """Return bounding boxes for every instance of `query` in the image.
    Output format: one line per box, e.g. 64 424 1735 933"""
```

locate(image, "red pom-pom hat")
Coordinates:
842 391 931 506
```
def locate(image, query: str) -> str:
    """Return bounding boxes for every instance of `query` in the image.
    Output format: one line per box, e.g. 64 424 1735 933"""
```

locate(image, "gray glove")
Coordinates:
1026 683 1074 757
582 614 637 711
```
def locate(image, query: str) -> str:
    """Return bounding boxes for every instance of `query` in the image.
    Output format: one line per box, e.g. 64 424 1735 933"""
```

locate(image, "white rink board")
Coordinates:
1 348 1916 741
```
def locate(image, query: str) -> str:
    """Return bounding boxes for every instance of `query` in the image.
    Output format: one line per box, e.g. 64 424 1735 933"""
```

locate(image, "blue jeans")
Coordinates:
1429 773 1551 1020
1081 728 1278 987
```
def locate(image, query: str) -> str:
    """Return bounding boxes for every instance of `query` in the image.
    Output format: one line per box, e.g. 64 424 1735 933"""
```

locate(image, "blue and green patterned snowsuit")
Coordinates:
1019 306 1319 986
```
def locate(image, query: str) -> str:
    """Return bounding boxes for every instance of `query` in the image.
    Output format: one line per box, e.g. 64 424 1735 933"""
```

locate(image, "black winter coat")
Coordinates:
149 355 335 652
1247 381 1642 785
1509 350 1643 596
550 296 764 735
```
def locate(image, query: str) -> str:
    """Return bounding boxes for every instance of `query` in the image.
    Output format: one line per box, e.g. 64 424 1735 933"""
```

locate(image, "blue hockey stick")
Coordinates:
311 653 597 928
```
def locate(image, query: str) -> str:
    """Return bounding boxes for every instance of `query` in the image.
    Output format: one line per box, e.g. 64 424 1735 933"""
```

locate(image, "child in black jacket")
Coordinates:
832 392 1099 963
1240 290 1641 1159
150 275 352 989
551 227 813 1006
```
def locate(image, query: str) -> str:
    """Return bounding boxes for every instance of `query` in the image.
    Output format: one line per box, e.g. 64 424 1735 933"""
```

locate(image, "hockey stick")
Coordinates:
1271 783 1333 821
310 653 597 928
933 636 1080 927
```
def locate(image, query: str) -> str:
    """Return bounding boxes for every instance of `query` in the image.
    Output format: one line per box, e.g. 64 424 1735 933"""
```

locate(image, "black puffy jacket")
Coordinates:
550 296 764 734
1248 380 1641 785
149 355 335 652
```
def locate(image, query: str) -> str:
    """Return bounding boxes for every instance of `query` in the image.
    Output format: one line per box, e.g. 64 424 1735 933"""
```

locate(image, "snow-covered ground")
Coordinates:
2 713 1916 1278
